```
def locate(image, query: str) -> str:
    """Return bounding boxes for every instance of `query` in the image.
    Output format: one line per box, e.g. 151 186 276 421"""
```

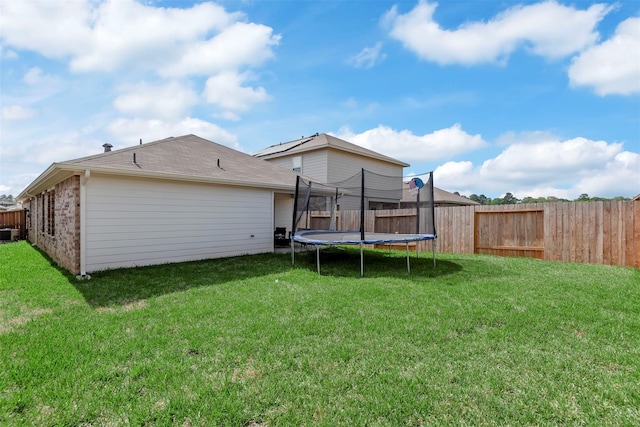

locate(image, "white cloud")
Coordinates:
335 124 486 162
572 151 640 197
0 1 94 58
432 136 638 199
33 139 103 165
0 129 104 166
569 17 640 96
161 22 280 77
383 0 611 65
347 42 387 69
22 67 55 86
479 137 621 183
0 1 277 76
114 81 198 120
0 46 18 59
1 0 279 128
1 105 34 121
431 160 477 188
107 117 240 150
203 71 269 112
71 1 243 73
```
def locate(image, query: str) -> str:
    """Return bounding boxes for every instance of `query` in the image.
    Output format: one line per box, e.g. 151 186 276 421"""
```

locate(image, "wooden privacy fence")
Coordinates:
0 209 27 240
309 200 640 268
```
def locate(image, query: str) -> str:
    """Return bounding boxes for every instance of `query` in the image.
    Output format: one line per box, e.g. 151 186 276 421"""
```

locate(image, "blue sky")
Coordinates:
1 0 638 200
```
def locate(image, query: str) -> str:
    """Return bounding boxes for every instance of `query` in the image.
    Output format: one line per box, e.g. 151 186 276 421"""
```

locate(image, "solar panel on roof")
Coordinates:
252 138 312 157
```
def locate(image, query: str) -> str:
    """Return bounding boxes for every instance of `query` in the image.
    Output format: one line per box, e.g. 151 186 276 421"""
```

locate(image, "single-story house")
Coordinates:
401 184 480 208
17 135 307 276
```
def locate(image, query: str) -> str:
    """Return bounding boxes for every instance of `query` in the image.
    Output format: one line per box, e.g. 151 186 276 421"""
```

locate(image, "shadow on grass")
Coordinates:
293 246 463 279
21 243 463 308
71 252 295 308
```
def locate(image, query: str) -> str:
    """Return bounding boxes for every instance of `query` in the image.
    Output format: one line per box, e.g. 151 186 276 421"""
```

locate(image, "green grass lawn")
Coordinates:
1 241 638 426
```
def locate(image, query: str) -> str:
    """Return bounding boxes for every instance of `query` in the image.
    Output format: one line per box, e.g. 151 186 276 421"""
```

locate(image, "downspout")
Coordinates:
22 192 36 243
271 190 275 253
79 170 90 278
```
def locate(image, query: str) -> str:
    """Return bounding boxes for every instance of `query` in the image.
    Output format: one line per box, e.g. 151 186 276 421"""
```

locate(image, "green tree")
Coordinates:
469 194 491 205
501 192 519 204
521 196 547 204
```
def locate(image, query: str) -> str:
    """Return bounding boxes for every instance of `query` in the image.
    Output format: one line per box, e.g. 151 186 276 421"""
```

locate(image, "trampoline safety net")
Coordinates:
292 168 436 239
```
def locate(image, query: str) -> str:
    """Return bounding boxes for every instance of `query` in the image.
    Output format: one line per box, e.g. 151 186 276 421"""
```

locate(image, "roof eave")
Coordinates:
60 164 299 192
16 163 77 201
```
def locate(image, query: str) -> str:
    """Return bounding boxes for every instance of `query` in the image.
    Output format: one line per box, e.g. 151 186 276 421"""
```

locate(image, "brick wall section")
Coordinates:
24 175 81 275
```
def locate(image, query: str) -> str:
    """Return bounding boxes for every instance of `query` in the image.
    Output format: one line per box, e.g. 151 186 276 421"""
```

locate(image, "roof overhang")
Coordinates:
17 163 303 201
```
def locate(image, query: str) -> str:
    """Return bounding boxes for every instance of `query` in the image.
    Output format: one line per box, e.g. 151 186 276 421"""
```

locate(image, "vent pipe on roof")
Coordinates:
102 143 113 152
139 138 142 145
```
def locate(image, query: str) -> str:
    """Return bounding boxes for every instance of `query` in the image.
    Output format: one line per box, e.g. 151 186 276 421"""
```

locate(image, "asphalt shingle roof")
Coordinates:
70 134 306 188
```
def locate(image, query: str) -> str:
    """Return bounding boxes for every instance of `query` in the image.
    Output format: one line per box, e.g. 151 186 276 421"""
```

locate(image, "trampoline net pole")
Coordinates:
416 188 420 234
432 239 436 268
406 242 410 274
291 176 300 267
360 168 365 241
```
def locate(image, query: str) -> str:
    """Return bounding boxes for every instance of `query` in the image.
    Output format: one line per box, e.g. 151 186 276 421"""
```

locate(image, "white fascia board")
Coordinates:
53 163 299 193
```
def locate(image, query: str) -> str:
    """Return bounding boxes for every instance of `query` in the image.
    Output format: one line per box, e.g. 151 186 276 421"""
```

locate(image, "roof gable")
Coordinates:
253 133 409 167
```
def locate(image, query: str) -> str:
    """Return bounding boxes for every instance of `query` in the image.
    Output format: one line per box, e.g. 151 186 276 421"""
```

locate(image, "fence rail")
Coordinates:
0 209 27 240
309 201 640 268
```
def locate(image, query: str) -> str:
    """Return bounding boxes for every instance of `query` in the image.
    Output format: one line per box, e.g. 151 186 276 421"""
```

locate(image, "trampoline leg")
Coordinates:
291 239 295 267
432 240 436 269
316 245 321 275
360 243 364 278
406 242 411 274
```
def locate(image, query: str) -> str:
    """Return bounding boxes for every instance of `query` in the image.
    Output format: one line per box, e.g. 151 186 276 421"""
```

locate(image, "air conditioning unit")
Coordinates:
0 229 11 241
0 229 19 241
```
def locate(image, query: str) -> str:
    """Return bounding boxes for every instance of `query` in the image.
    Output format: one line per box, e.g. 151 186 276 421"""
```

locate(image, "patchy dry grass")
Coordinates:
1 241 639 425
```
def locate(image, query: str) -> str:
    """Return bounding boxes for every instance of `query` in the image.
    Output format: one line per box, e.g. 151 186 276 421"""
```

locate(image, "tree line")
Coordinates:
453 192 631 205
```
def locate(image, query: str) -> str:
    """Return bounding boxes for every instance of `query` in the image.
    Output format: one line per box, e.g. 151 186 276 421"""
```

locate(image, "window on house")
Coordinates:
292 156 302 173
47 190 55 237
40 195 45 233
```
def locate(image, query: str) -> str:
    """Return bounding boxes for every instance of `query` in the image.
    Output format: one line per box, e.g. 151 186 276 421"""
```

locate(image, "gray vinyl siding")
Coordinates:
327 150 404 210
263 152 328 182
299 151 328 182
265 157 291 170
327 150 402 181
84 174 273 272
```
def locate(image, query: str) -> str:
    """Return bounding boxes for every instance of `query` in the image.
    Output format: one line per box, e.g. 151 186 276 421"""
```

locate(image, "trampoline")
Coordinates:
290 169 438 276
